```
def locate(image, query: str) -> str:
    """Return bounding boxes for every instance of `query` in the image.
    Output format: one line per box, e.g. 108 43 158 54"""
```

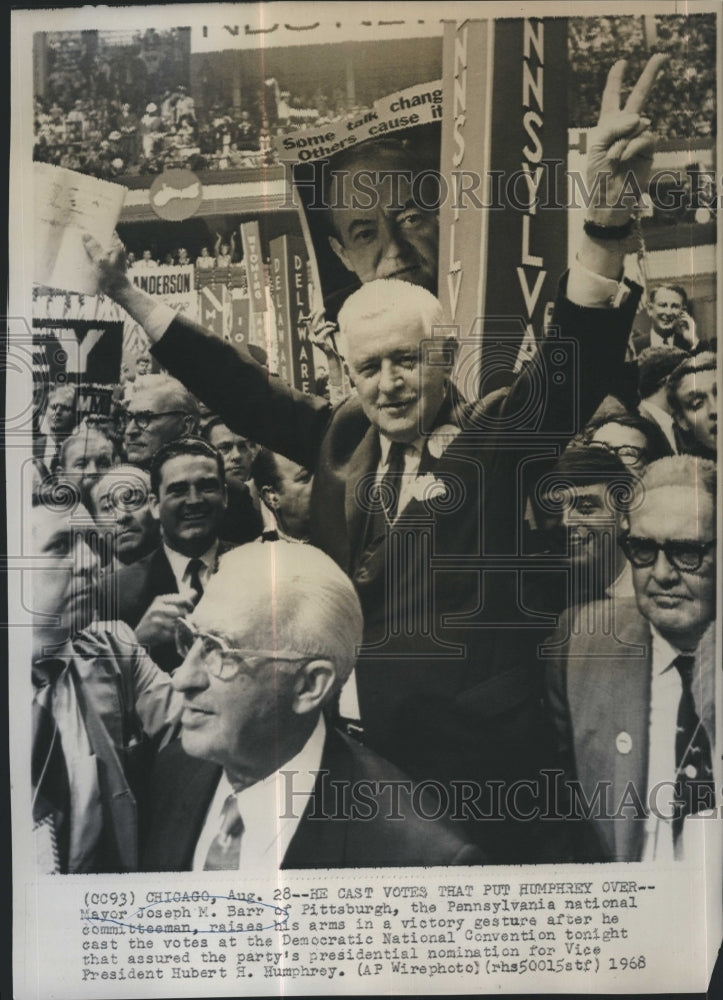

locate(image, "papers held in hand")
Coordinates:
34 163 127 295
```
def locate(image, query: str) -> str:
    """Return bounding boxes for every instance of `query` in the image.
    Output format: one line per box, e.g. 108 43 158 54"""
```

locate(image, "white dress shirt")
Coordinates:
192 715 326 872
163 541 219 600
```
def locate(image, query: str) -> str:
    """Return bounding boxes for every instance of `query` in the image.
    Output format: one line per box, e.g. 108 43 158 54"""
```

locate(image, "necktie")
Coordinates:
379 441 407 523
672 654 715 840
186 557 205 605
204 794 244 870
32 659 71 873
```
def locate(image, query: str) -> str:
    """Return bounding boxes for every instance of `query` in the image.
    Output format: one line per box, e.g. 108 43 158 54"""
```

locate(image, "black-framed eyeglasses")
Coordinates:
121 409 188 431
588 441 647 466
619 532 716 573
175 617 309 681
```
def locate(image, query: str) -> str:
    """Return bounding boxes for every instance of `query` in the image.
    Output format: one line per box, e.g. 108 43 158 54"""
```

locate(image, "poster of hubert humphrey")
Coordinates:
8 1 722 996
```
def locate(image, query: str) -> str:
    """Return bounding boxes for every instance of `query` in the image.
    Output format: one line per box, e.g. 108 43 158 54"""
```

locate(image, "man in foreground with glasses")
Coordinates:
122 373 200 471
142 541 481 871
546 455 717 862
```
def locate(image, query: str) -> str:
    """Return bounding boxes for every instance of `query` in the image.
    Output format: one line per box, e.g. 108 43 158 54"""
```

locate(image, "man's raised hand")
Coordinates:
83 230 131 299
586 53 668 226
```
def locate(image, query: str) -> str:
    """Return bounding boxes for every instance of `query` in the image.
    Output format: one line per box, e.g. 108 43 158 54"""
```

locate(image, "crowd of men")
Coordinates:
29 53 718 875
34 31 366 180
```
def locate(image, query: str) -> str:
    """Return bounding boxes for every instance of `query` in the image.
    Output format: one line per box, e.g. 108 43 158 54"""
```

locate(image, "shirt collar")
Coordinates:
379 434 424 466
214 714 327 859
639 399 676 437
649 620 713 677
163 540 219 581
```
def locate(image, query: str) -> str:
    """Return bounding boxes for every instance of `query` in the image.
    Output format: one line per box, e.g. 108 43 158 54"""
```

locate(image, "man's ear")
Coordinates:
328 235 354 274
672 409 691 433
260 484 279 512
149 491 161 522
182 414 198 436
291 659 336 715
620 512 630 536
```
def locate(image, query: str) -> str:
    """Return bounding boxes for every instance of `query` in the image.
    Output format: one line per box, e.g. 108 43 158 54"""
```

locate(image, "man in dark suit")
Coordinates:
202 417 263 543
30 491 181 873
105 437 234 672
630 284 697 357
251 447 313 542
86 56 664 861
142 541 481 871
637 345 690 454
546 456 716 862
34 383 77 474
90 464 160 567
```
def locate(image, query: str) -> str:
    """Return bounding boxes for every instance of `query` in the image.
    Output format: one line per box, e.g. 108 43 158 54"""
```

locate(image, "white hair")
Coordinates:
132 373 200 418
637 455 716 502
204 541 363 692
337 279 449 346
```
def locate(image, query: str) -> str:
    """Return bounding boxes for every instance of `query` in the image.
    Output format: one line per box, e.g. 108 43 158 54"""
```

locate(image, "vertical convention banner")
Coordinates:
239 221 267 313
240 221 269 347
229 291 252 353
269 234 316 393
438 18 568 393
484 18 568 384
437 19 493 347
198 282 230 341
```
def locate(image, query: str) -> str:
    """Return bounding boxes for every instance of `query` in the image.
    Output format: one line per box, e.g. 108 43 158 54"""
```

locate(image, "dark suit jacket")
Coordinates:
142 726 482 870
631 327 692 357
50 623 181 871
545 598 715 862
152 278 640 859
102 542 235 672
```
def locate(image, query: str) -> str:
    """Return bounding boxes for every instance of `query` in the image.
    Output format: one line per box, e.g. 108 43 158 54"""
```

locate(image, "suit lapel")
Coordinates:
151 547 179 595
147 747 221 871
70 666 138 870
345 427 381 562
170 757 222 870
567 605 651 861
608 616 651 862
282 729 351 869
73 647 125 747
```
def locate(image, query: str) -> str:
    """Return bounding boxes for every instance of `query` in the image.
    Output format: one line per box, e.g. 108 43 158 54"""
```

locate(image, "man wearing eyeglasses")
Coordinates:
546 455 717 862
141 541 481 871
123 374 199 470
